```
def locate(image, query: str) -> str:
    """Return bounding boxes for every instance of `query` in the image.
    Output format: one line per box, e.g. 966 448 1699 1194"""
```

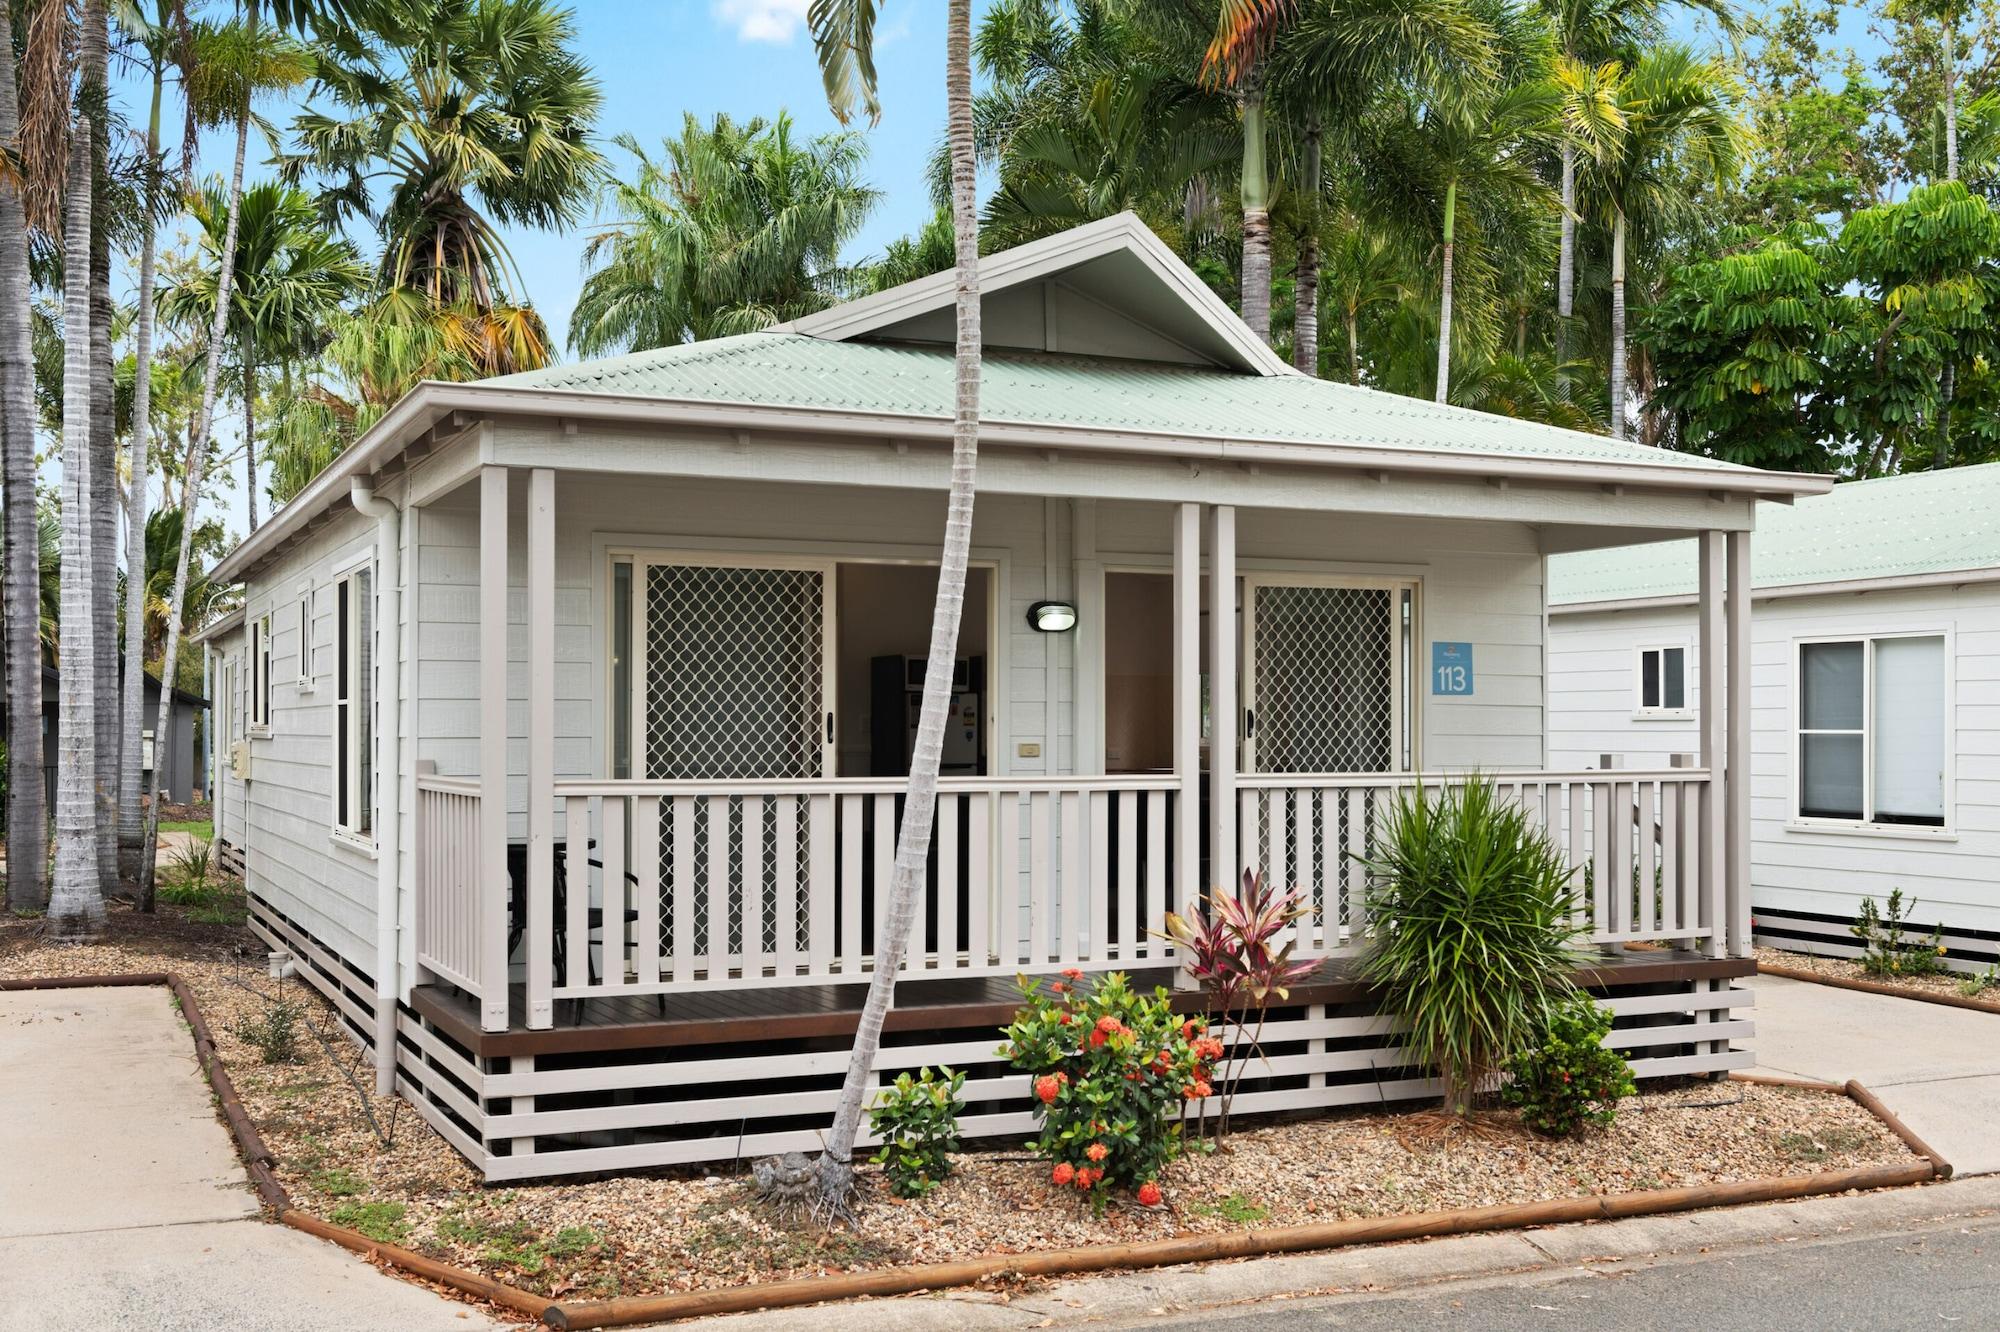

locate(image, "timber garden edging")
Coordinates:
0 973 1953 1330
1757 959 2000 1017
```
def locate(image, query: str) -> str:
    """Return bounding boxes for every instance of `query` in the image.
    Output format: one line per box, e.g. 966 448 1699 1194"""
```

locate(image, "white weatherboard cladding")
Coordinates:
412 472 1058 831
231 505 392 978
1093 501 1547 771
1550 583 2000 932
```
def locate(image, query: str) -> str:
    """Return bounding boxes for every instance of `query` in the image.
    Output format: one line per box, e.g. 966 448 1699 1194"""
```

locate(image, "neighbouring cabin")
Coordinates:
199 214 1823 1180
1550 464 2000 974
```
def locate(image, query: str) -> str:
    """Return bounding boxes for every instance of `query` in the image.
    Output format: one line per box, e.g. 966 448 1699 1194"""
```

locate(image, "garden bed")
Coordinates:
1756 946 2000 1009
1 903 1932 1308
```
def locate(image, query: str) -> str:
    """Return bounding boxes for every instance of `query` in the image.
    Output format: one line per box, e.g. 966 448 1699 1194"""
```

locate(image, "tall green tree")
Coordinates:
158 181 369 529
0 0 45 912
570 114 878 355
1587 45 1738 438
806 0 985 1216
285 0 602 342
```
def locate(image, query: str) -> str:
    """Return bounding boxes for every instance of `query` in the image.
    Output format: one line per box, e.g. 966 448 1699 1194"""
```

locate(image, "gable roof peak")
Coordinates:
776 212 1297 378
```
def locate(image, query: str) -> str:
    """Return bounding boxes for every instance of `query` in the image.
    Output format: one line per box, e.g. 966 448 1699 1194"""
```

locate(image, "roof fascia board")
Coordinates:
213 377 1829 586
777 212 1297 378
1550 563 2000 615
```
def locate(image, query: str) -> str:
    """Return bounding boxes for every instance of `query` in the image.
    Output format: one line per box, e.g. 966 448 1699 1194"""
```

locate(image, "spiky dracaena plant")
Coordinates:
1356 777 1587 1115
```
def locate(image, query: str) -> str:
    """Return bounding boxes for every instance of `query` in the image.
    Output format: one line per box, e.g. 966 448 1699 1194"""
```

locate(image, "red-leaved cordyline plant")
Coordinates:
1159 869 1321 1140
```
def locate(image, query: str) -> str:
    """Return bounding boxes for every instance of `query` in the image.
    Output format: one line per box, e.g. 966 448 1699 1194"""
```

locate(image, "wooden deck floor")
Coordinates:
412 949 1754 1058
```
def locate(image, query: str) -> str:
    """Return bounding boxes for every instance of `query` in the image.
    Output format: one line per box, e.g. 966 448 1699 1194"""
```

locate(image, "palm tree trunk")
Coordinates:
0 0 45 913
83 0 118 889
50 119 100 937
1237 59 1272 346
1345 309 1360 385
243 357 258 531
817 0 983 1209
120 60 163 886
1944 19 1959 181
1610 206 1628 441
1435 179 1456 405
1292 120 1321 375
1556 141 1575 398
142 88 253 908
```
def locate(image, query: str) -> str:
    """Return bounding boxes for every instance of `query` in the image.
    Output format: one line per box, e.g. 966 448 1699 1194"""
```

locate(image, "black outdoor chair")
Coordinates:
504 842 649 1008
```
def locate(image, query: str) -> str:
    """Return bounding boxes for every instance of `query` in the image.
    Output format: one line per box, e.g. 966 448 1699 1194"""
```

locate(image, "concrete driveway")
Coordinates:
1751 973 2000 1177
0 985 499 1332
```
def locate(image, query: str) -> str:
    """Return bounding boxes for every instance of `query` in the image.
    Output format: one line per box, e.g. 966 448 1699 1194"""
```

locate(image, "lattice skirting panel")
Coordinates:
1755 903 2000 974
247 895 493 1166
456 987 1751 1183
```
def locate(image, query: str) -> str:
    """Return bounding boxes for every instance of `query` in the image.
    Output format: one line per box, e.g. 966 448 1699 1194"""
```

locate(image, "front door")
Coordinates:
634 556 836 781
1241 575 1413 775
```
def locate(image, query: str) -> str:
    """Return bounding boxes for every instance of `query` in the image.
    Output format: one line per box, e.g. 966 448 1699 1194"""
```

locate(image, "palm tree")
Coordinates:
284 0 603 330
1589 46 1737 438
570 114 879 355
1377 73 1562 403
981 66 1234 248
50 109 100 935
142 8 311 908
1273 0 1497 376
159 182 369 528
806 0 984 1214
1201 0 1296 346
0 0 45 913
1320 219 1411 383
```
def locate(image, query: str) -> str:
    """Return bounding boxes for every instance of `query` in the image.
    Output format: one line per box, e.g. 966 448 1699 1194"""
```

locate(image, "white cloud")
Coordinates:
712 0 811 43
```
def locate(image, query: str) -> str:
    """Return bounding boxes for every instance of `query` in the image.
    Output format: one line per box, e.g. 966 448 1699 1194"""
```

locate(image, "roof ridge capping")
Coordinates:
774 211 1299 379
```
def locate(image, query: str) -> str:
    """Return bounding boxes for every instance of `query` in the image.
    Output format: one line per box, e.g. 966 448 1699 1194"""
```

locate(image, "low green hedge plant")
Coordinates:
868 1066 965 1198
1499 995 1636 1136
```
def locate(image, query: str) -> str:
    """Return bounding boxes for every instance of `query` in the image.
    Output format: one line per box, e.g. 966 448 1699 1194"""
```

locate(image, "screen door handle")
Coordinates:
1243 709 1255 738
826 712 835 744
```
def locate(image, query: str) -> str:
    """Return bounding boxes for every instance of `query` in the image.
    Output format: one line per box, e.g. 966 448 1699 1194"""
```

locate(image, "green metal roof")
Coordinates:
1549 463 2000 605
491 331 1761 475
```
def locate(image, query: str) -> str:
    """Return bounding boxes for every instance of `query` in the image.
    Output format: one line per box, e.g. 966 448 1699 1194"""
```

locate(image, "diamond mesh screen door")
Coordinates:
1244 579 1405 774
641 560 832 781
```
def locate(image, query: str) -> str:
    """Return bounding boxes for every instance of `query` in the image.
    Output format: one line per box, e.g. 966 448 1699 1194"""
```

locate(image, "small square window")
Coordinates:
1636 646 1688 716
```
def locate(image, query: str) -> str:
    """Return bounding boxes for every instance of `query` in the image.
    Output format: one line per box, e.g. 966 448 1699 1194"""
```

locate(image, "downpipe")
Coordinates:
350 477 402 1096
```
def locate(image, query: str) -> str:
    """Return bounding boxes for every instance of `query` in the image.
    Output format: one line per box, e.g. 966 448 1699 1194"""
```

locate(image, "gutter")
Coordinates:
350 477 403 1096
213 380 1833 585
1550 563 2000 616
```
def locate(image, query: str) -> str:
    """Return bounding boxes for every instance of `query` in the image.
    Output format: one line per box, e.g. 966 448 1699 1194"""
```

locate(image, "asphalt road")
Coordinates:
1122 1214 2000 1331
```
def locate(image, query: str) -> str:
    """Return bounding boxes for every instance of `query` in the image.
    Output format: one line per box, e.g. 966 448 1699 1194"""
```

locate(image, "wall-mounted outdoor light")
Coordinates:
1027 600 1078 633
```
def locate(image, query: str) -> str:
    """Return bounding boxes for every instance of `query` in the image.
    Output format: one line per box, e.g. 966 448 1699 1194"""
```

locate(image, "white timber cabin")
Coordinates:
199 213 1829 1181
1550 464 2000 974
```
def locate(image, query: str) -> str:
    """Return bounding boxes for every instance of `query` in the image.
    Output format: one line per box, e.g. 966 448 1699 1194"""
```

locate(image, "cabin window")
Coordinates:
1635 645 1688 717
334 567 373 839
247 614 273 730
1797 635 1947 828
297 592 314 687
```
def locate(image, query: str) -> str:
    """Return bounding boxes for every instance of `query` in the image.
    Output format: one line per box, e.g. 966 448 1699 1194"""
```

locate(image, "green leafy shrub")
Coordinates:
239 999 305 1065
1958 964 1999 998
1852 890 1947 977
1499 995 1636 1136
163 836 215 895
868 1066 966 1198
1358 777 1587 1115
1000 971 1212 1211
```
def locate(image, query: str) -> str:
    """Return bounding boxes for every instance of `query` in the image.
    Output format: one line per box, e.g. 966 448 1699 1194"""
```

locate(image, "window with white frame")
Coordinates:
297 591 314 687
1797 635 1947 828
334 567 373 839
1635 645 1689 716
249 614 272 730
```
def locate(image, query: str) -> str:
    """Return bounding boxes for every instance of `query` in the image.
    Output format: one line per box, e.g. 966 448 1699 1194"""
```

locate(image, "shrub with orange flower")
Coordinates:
1000 972 1208 1213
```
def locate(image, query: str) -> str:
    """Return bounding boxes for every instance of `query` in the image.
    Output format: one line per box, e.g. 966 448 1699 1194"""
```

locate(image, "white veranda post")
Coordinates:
1172 503 1202 917
478 466 511 1031
1207 505 1237 898
1726 530 1752 958
1697 530 1726 960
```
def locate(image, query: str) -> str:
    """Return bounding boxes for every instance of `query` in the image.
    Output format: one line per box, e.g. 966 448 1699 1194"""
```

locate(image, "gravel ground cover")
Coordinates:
1 903 1924 1304
1757 945 2000 1004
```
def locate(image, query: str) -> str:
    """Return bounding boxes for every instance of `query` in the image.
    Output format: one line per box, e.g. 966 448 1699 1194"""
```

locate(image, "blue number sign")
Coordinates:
1431 641 1474 696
